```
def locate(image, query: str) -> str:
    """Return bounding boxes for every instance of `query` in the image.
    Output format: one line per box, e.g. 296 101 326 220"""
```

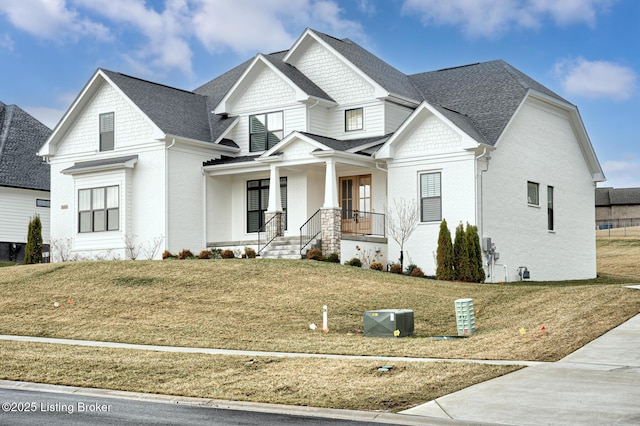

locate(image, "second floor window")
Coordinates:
345 108 363 131
250 111 283 152
100 112 114 151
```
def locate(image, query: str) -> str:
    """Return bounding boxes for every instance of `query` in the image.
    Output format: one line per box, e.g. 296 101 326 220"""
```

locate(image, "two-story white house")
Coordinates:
0 101 51 262
39 28 604 281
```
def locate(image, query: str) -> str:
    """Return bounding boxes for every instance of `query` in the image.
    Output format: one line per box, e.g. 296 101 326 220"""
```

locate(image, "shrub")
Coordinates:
198 250 212 259
325 253 340 263
23 214 43 264
436 219 455 281
177 249 194 260
466 224 486 283
210 248 222 259
389 263 403 274
410 267 425 278
454 223 473 282
220 249 235 259
405 263 418 275
306 248 323 260
161 250 176 260
370 261 383 271
243 247 256 259
346 257 362 267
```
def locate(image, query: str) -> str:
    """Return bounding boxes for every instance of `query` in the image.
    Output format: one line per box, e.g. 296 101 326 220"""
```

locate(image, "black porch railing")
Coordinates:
341 210 385 237
257 212 283 255
299 209 321 255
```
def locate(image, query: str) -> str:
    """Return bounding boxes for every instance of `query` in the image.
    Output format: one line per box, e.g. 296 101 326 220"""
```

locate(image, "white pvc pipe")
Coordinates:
322 305 328 332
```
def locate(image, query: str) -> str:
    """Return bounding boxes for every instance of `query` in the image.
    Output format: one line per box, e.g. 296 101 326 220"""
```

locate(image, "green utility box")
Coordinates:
455 298 476 336
363 309 414 338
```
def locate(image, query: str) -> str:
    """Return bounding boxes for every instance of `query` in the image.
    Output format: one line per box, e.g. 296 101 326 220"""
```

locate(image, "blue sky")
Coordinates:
0 0 638 188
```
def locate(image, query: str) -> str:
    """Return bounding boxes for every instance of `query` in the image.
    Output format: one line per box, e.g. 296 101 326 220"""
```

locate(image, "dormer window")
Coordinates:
100 112 114 151
250 111 283 152
345 108 363 132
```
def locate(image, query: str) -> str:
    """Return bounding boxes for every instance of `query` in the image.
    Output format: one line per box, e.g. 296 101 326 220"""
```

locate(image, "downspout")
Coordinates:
307 99 320 132
202 169 207 251
165 137 176 252
475 146 489 279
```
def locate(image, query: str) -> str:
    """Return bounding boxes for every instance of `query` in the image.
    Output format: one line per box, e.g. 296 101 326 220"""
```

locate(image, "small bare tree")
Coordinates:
141 236 164 260
50 238 72 262
387 198 419 270
124 234 140 260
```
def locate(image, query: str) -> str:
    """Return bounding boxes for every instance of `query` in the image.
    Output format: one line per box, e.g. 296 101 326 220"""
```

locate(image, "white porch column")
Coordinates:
267 163 282 212
323 158 339 209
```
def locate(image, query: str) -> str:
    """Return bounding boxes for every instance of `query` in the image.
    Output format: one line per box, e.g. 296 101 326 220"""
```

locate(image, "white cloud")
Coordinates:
23 106 67 129
1 0 364 77
0 33 14 51
401 0 615 38
190 0 364 55
0 0 111 41
553 57 637 100
602 158 640 188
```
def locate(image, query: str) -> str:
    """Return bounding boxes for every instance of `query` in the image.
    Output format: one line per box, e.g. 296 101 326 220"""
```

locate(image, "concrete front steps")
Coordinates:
258 236 304 259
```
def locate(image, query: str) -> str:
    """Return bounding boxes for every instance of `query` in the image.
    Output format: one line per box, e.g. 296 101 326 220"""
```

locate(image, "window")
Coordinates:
247 177 287 233
420 172 441 222
527 181 539 205
100 112 114 151
78 186 119 232
249 111 283 152
547 186 554 231
345 108 363 131
36 199 50 208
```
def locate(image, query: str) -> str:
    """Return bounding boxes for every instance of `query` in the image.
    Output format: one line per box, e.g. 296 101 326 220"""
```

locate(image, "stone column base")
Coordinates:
320 208 341 256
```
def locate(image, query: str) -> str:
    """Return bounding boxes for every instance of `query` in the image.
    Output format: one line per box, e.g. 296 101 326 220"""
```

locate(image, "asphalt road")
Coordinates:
0 389 400 426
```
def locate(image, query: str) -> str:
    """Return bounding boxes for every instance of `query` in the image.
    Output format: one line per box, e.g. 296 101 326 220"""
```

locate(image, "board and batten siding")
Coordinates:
0 187 51 243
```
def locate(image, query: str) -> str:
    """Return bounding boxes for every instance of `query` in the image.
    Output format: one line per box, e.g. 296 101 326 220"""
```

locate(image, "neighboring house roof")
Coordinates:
409 60 569 146
596 187 640 207
0 101 51 191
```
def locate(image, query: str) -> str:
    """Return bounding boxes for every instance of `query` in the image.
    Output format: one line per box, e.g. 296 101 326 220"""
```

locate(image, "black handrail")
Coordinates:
257 212 283 255
299 209 321 255
341 209 385 237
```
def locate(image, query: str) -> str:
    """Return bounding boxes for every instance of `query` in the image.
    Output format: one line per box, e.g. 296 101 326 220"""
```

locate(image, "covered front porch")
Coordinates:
202 134 389 263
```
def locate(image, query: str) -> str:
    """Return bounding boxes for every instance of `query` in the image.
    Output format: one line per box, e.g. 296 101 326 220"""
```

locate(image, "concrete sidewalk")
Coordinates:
401 312 640 425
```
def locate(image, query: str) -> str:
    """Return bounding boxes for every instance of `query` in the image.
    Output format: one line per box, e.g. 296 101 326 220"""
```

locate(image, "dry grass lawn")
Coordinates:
0 237 638 412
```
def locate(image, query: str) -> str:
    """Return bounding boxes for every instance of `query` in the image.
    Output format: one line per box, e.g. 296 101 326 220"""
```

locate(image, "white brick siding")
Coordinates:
482 98 597 281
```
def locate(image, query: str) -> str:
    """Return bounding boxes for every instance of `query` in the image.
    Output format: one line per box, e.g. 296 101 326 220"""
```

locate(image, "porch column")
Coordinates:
267 163 282 213
323 158 339 209
265 163 283 238
321 158 341 257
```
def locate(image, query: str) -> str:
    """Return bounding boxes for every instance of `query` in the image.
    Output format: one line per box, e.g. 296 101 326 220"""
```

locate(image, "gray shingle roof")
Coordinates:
0 102 51 191
298 132 392 153
101 70 212 142
313 31 423 102
596 187 640 206
203 155 260 166
98 30 569 153
409 60 568 146
61 155 138 174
